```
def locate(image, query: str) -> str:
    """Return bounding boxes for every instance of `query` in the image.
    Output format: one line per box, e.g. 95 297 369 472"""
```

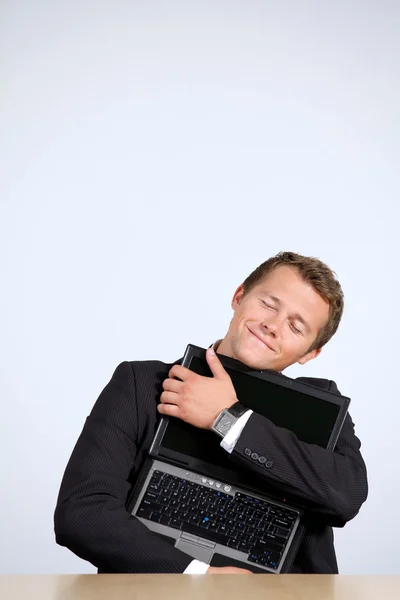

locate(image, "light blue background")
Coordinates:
1 0 399 574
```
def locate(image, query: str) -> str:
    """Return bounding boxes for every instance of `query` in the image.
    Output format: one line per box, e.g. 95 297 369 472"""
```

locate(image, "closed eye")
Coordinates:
261 300 277 310
290 322 302 335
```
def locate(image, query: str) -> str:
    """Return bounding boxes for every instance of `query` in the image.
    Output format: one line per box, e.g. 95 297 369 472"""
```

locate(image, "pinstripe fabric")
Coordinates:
54 360 368 573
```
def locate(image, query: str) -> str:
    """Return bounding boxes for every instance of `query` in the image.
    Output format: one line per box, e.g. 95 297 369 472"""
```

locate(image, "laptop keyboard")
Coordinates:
137 469 298 571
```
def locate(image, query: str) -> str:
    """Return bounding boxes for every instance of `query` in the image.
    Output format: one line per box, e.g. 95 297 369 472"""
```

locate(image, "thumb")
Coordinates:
206 347 227 379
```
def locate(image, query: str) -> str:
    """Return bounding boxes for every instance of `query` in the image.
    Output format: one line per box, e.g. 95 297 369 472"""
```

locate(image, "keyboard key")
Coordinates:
256 553 269 566
149 484 161 493
160 515 171 526
149 512 162 523
140 500 161 512
245 526 255 535
248 551 261 563
217 516 226 525
150 471 163 483
273 517 292 528
180 512 190 523
253 538 283 553
238 542 251 553
264 532 282 545
267 552 281 569
137 507 152 519
274 527 290 539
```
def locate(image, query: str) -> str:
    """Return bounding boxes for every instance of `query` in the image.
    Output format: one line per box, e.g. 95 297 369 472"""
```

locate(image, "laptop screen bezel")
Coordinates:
150 344 350 492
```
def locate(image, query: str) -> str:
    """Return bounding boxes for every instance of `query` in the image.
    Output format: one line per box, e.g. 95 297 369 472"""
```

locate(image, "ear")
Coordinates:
231 284 245 310
297 347 322 366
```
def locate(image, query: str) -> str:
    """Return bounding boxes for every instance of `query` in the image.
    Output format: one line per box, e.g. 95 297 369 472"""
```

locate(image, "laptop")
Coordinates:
128 344 350 573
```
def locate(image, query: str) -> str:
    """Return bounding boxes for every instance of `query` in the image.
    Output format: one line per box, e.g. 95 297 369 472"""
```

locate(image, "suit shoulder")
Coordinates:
127 358 181 385
127 358 176 374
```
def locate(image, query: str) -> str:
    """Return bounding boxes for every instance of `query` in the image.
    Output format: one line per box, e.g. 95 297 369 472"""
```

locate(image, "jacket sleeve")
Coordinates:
229 380 368 528
54 361 193 573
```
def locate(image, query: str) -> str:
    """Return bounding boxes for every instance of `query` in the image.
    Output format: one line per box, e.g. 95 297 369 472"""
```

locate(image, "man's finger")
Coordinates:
169 364 191 380
206 347 227 379
162 378 182 393
160 390 180 405
157 403 180 418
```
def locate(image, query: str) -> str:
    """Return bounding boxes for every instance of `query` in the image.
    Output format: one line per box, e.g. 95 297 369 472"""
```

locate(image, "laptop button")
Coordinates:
244 448 252 456
197 538 216 549
181 532 198 543
251 453 259 461
265 461 274 469
258 456 267 464
223 485 231 492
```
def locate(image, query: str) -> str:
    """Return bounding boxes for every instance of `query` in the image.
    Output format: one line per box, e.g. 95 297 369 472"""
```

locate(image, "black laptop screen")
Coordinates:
161 356 341 466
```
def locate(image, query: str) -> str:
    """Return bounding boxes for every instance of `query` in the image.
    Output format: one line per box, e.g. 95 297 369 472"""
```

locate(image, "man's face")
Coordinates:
217 266 330 372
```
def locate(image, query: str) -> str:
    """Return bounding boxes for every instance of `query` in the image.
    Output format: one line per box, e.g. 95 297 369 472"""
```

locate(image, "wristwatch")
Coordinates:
211 402 249 438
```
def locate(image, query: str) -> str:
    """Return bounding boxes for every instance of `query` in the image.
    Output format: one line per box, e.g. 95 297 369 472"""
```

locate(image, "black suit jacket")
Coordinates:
54 359 368 573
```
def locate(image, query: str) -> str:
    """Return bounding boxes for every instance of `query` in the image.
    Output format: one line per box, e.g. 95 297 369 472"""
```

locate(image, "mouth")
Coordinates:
247 326 276 353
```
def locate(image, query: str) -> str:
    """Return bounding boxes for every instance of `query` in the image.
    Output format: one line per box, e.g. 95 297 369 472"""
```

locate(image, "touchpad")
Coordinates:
210 553 268 574
175 539 213 563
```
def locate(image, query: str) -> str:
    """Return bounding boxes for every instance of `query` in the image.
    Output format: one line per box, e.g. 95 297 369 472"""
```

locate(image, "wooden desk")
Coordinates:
1 575 399 600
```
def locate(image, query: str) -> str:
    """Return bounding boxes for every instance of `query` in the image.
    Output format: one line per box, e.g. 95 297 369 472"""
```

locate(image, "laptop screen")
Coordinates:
160 355 342 469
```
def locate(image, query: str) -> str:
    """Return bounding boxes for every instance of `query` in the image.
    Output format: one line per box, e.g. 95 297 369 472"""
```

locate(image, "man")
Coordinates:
54 251 368 574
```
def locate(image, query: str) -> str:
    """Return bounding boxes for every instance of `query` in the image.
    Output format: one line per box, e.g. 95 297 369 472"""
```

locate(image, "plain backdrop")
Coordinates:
1 0 399 575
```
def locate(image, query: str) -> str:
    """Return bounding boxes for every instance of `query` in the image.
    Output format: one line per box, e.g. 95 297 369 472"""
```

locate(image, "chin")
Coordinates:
234 346 273 371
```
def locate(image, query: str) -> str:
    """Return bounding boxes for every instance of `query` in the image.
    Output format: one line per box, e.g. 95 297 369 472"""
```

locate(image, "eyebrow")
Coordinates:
262 292 312 334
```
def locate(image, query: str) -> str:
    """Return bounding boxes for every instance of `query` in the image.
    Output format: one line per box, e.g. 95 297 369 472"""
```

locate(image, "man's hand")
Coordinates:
206 566 253 574
157 348 238 429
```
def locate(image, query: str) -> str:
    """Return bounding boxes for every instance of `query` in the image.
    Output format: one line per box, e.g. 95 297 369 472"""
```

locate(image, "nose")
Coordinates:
261 314 283 338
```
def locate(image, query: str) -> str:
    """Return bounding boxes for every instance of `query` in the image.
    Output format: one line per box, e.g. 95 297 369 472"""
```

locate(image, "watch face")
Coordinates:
218 416 233 434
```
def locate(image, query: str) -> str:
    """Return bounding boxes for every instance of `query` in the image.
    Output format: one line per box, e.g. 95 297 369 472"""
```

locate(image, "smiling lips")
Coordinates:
247 326 277 352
